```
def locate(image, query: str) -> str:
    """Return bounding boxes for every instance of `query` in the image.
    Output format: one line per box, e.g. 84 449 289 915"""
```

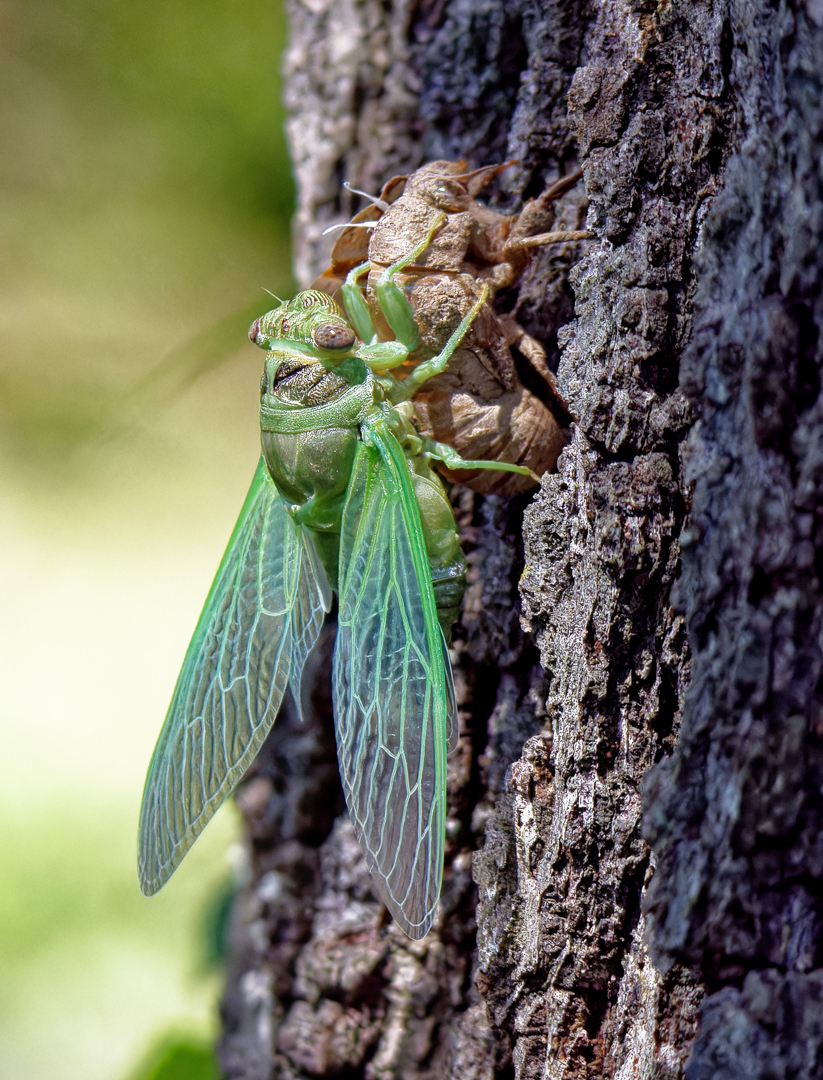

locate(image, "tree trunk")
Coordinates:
218 1 823 1077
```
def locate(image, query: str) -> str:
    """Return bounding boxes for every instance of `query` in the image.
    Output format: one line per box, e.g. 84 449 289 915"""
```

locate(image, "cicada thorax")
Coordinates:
313 160 571 495
260 350 357 491
253 299 467 631
265 353 352 408
255 351 359 593
251 292 363 540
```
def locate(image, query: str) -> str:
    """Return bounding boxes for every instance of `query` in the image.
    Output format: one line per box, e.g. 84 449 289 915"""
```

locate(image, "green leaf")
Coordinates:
127 1036 221 1080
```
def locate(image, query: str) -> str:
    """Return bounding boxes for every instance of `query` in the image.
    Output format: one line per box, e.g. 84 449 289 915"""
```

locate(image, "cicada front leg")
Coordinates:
340 260 376 345
344 212 447 373
396 283 489 398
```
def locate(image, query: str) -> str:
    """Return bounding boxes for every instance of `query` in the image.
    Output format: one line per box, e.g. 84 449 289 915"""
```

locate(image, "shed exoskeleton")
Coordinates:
313 159 589 494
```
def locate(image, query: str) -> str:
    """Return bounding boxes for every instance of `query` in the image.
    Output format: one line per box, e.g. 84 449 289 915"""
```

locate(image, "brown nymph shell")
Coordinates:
312 160 587 495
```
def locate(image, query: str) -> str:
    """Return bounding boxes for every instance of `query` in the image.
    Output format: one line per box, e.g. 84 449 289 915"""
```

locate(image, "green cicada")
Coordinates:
138 214 536 938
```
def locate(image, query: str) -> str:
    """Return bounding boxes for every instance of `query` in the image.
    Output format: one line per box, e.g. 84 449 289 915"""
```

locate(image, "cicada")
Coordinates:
314 160 588 495
137 215 534 938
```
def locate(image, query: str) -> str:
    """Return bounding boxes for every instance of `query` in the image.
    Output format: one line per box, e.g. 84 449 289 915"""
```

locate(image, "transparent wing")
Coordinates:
138 458 331 894
333 424 454 939
442 632 460 756
288 509 334 720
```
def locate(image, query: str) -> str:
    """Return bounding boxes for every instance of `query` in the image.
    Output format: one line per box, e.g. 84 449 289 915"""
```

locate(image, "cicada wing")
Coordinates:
288 513 334 719
441 630 460 757
138 458 331 895
333 429 452 939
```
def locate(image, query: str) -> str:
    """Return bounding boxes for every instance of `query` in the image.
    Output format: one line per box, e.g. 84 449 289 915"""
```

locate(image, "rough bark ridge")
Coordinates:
477 0 739 1072
218 0 823 1077
641 4 823 1077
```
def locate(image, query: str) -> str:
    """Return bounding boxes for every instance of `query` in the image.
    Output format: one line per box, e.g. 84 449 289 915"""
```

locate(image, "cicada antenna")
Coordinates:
321 221 378 236
343 181 390 212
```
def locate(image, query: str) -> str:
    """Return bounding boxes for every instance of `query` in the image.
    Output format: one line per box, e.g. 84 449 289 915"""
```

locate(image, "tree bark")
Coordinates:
218 1 823 1077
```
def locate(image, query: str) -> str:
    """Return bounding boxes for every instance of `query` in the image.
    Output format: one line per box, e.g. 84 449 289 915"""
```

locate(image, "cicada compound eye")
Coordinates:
313 322 356 350
248 318 262 344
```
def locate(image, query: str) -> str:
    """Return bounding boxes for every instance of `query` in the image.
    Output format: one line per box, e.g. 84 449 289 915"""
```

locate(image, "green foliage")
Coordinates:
200 877 236 971
0 2 294 1078
5 0 293 220
128 1037 222 1080
0 0 295 477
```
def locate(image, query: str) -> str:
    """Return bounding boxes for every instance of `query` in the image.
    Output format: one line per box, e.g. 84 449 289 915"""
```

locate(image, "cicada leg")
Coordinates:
504 228 591 251
373 211 447 349
354 211 449 374
344 260 416 373
421 434 541 484
394 283 490 399
341 261 377 344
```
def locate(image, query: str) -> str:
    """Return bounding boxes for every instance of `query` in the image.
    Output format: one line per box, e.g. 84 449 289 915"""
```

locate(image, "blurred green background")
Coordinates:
0 1 295 1077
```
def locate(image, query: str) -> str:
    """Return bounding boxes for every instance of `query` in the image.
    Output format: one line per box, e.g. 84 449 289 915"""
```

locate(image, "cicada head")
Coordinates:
251 291 368 408
248 290 358 357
